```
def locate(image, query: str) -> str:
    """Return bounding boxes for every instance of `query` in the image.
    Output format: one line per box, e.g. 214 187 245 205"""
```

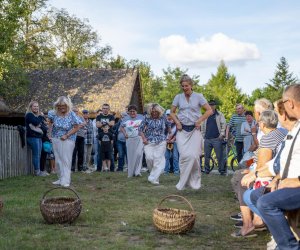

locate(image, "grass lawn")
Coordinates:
0 171 269 249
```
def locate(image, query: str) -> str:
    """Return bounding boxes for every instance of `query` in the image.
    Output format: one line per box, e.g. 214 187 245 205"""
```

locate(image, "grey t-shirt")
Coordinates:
172 92 207 125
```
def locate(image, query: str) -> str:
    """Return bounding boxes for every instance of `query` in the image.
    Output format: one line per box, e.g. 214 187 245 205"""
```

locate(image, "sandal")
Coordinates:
231 230 257 238
254 224 267 232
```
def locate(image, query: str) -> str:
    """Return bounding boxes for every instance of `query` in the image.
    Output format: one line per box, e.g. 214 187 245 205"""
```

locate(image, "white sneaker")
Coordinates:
52 180 60 185
61 184 70 187
37 171 48 177
41 171 50 176
148 179 159 185
141 167 148 173
267 236 277 250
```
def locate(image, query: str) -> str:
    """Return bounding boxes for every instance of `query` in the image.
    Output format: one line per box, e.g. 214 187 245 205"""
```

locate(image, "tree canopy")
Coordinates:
1 0 299 118
249 57 298 104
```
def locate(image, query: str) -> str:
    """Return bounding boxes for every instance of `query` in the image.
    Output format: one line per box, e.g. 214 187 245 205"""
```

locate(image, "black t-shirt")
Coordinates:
96 114 115 134
98 131 113 152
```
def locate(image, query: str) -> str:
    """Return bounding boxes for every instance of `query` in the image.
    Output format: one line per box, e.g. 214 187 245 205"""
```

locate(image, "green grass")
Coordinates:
0 172 269 249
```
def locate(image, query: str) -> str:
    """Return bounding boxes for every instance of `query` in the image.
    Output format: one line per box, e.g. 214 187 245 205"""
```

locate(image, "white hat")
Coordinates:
165 109 171 115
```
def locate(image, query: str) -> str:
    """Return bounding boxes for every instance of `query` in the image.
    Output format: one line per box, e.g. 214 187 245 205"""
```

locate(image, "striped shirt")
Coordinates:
253 128 287 163
228 114 246 142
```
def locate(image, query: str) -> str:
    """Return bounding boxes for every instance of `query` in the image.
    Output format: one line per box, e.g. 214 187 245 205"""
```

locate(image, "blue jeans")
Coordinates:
164 142 179 173
243 188 262 217
97 141 115 171
26 137 42 172
204 138 225 173
251 187 300 250
117 140 127 170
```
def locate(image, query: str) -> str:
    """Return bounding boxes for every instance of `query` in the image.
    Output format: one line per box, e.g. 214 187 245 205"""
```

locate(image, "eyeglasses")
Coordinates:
282 99 289 104
129 110 136 113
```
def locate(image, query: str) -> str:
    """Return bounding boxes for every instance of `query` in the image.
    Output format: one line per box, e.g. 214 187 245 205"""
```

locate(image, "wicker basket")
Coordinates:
40 187 82 224
153 195 196 234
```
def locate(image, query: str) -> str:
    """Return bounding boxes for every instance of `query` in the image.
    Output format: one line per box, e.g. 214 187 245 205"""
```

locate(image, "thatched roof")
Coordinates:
5 68 143 115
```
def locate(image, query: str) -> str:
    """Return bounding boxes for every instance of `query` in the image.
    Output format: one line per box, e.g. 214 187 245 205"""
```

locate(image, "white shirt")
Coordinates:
268 121 300 178
172 92 207 125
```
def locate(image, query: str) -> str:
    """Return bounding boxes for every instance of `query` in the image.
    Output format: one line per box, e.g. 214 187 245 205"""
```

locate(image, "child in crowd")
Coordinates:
47 147 56 174
98 123 113 172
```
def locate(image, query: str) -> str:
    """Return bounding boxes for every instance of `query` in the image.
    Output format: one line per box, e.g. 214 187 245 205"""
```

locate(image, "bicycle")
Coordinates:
200 151 217 173
224 138 239 171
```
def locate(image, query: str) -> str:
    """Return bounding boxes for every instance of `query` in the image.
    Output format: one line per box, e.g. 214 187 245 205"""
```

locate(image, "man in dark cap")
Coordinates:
201 100 227 175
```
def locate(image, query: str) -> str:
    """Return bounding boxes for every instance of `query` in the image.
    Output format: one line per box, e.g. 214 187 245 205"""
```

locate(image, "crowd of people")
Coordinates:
24 77 300 249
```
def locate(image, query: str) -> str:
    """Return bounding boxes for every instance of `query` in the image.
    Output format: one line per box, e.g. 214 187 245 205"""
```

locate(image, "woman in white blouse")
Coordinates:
170 74 212 190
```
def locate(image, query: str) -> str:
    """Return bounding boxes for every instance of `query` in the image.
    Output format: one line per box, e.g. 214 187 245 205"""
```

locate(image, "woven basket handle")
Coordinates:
157 195 194 212
42 187 80 200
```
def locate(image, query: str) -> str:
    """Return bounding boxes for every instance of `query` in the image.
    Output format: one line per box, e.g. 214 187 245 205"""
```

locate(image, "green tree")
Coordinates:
13 0 54 68
48 8 111 68
125 59 163 104
157 67 200 109
0 53 28 99
0 0 31 98
109 55 126 69
136 62 162 104
249 57 297 104
205 61 246 120
265 57 297 102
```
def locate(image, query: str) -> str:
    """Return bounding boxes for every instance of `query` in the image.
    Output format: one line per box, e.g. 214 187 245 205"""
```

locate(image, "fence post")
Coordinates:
0 124 33 180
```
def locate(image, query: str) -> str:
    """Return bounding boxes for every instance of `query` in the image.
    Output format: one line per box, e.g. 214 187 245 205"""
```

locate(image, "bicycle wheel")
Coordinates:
230 156 239 171
200 155 215 173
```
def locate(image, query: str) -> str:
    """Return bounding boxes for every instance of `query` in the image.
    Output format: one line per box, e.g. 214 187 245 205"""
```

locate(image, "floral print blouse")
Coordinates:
48 110 82 141
140 115 170 144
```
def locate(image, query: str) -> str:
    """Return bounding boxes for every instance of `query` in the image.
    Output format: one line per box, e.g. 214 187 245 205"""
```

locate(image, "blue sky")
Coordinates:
48 0 300 94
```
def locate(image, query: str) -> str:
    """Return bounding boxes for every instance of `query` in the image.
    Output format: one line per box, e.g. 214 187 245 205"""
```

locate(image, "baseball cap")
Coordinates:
208 100 217 105
82 109 89 114
165 109 171 115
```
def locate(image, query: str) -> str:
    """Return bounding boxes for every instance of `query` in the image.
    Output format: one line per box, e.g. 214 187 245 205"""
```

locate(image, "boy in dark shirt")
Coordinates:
98 123 113 171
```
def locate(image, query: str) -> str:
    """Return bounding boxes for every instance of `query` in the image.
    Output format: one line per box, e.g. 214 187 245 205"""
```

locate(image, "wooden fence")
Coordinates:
0 125 33 180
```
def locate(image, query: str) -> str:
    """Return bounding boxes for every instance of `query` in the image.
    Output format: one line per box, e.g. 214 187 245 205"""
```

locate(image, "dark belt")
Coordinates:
182 124 195 132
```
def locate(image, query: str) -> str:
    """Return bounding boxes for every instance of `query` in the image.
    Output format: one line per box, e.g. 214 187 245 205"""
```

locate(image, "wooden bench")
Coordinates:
286 209 300 240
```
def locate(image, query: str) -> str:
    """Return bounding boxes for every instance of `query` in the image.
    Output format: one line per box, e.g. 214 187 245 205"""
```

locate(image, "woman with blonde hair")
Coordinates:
25 101 47 176
140 103 170 185
48 96 82 187
170 74 212 190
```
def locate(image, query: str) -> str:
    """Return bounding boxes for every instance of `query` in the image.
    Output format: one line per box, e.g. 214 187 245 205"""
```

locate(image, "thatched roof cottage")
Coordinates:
2 68 143 124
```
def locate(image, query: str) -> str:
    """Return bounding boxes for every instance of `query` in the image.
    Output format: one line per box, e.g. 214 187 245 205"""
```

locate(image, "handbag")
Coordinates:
43 141 52 153
167 143 174 150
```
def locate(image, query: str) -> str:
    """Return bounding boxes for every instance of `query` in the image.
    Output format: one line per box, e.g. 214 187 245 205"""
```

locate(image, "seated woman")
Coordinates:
231 110 287 238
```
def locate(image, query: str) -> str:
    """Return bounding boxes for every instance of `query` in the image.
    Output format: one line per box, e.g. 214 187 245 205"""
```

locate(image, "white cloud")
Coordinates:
159 33 260 67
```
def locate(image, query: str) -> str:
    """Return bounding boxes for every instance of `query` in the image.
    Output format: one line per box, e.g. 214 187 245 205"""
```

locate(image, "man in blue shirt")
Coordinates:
201 100 227 175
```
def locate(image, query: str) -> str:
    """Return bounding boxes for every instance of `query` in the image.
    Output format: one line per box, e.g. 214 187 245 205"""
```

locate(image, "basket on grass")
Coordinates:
153 195 196 234
40 187 82 224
